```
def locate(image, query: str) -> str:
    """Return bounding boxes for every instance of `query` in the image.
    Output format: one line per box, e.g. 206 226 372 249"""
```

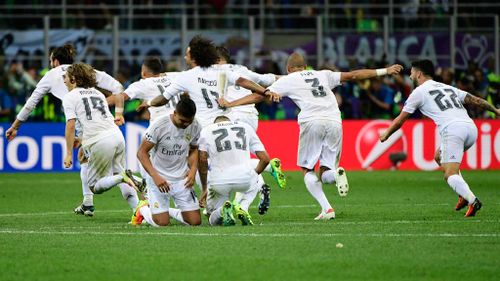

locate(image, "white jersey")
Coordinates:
17 64 123 121
124 72 182 122
198 121 265 185
144 114 202 182
160 66 242 124
267 70 342 124
402 80 474 133
219 64 275 115
62 87 121 146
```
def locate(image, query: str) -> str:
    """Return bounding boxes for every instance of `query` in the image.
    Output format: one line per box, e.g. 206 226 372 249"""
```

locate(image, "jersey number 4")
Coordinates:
82 97 107 120
429 89 463 111
212 127 247 152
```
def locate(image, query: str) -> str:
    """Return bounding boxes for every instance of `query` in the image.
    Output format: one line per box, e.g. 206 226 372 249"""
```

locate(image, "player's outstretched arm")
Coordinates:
219 93 266 108
464 94 500 116
137 139 170 192
340 64 403 82
380 111 412 142
64 119 76 168
236 77 281 102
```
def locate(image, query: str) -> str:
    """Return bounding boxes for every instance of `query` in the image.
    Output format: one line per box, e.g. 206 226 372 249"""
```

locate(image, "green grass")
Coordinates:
0 171 498 281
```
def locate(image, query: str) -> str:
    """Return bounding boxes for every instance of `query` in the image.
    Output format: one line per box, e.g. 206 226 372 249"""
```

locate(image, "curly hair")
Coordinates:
51 43 76 64
189 35 219 68
66 63 97 89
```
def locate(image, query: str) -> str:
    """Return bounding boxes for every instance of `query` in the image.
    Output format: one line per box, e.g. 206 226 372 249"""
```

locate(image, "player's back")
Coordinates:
171 66 232 123
63 87 120 145
268 70 342 124
200 120 264 185
409 80 473 132
125 74 180 121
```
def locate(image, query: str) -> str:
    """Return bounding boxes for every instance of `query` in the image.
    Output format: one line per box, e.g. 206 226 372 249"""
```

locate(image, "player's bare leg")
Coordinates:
181 210 202 225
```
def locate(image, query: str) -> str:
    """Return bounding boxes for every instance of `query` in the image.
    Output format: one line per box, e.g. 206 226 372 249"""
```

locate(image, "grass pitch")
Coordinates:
0 171 498 281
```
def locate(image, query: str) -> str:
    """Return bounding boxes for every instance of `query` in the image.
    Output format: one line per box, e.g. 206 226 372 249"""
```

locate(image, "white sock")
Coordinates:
117 183 139 209
447 174 476 204
209 207 223 226
251 158 272 173
93 175 123 194
80 163 94 206
169 208 188 225
140 205 159 227
321 170 336 184
304 172 332 212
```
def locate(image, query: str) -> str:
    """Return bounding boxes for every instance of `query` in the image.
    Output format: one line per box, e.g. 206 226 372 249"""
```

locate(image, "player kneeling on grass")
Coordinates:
198 116 270 226
133 95 202 226
62 63 140 213
380 59 500 217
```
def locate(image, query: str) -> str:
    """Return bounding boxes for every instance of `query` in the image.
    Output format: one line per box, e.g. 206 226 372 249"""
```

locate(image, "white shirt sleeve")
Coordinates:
190 123 201 146
16 70 53 121
241 67 276 86
248 126 265 154
123 80 144 100
62 94 77 120
225 69 241 86
325 70 342 89
95 70 124 94
456 89 469 103
162 73 189 100
144 123 159 144
198 129 209 152
402 89 423 114
267 77 289 97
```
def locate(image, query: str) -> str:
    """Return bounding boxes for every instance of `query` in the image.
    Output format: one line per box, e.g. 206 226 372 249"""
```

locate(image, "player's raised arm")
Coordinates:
340 64 403 82
463 94 500 116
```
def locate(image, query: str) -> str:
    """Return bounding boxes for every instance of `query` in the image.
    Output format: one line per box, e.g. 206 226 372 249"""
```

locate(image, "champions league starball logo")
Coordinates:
355 121 408 170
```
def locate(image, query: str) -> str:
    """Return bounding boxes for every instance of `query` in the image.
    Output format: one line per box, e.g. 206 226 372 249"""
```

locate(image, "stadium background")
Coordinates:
0 1 499 172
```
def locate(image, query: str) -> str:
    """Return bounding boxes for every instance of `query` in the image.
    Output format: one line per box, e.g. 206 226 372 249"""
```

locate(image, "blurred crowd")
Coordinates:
1 1 496 30
0 55 498 123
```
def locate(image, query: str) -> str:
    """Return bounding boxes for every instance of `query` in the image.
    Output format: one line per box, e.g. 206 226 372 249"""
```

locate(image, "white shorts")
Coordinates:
206 183 250 215
84 133 125 187
147 177 199 214
440 122 477 164
298 120 342 170
227 111 258 131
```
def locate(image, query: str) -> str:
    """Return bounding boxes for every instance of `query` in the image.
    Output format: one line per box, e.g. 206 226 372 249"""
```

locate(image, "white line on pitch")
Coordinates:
0 229 497 238
2 202 500 217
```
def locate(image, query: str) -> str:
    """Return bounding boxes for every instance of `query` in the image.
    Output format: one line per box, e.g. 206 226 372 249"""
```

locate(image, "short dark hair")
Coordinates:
51 44 76 64
175 94 196 118
411 60 435 77
143 57 163 74
216 45 231 62
189 35 219 68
